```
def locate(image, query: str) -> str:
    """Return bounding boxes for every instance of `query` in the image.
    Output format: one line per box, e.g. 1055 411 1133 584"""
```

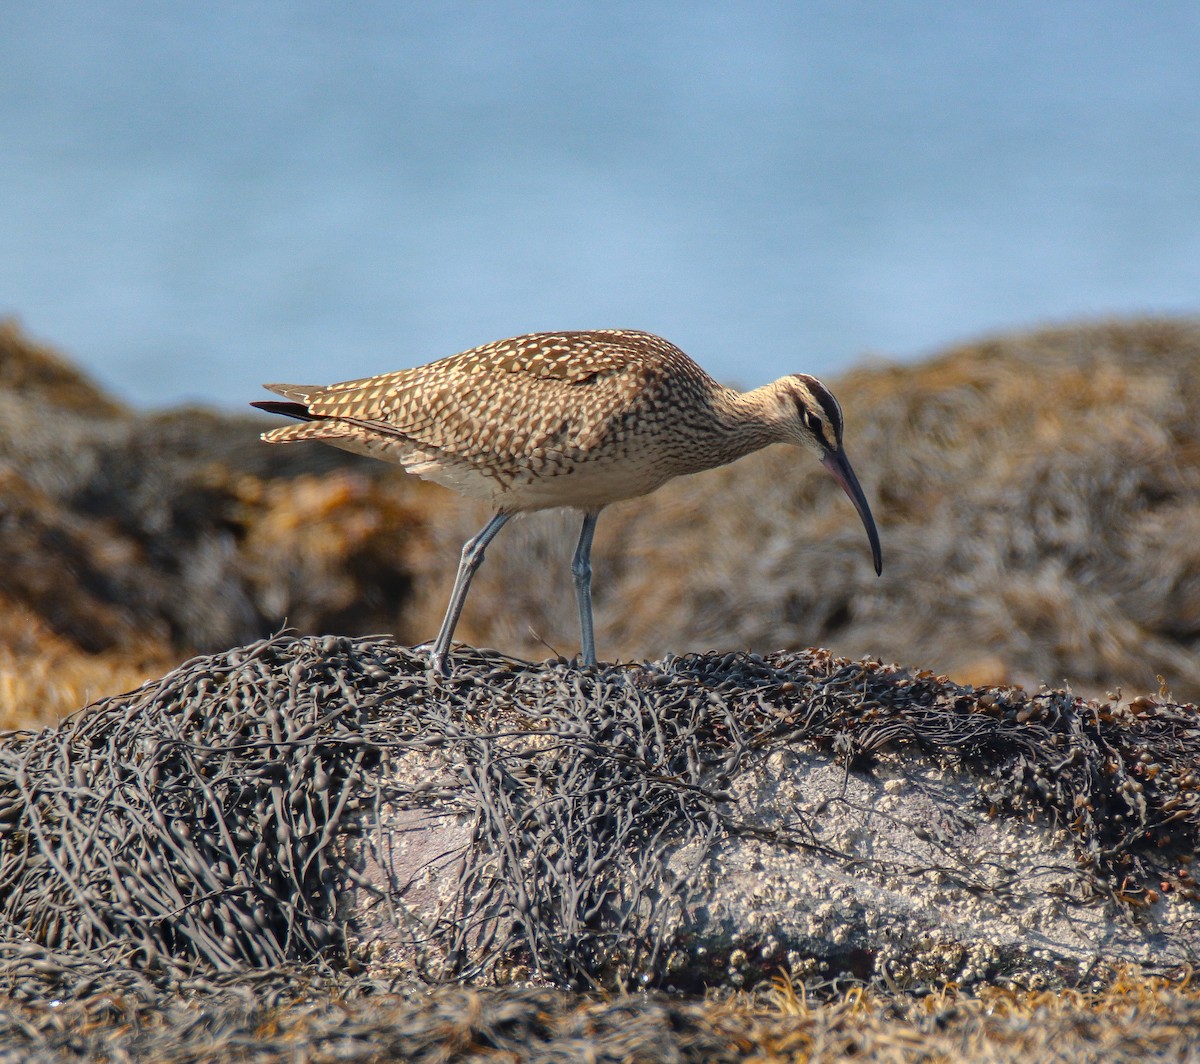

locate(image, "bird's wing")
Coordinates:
283 331 677 461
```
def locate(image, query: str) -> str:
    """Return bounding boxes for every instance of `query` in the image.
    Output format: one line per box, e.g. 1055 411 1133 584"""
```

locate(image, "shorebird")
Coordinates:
252 330 882 671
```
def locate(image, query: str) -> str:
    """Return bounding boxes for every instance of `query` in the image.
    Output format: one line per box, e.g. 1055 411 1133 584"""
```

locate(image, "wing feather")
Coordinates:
274 330 680 464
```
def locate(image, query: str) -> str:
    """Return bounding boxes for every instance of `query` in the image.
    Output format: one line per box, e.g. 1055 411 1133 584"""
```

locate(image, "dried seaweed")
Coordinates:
0 964 1197 1063
1 635 1198 1002
0 634 393 979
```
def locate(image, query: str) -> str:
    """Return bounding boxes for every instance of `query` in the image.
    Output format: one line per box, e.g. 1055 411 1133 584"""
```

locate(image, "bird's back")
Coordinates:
260 330 729 511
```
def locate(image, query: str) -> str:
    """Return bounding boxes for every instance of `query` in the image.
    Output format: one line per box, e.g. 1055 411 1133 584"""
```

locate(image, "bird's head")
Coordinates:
769 374 883 576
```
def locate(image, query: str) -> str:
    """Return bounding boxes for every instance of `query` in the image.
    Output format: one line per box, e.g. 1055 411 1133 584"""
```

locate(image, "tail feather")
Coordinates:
260 382 323 403
251 400 313 422
253 394 392 455
260 420 359 445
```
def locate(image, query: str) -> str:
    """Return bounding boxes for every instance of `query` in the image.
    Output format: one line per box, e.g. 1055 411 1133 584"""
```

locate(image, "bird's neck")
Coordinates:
704 382 790 461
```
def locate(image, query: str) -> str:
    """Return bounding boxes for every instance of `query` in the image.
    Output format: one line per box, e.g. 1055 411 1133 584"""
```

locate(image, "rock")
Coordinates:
6 315 1200 730
361 317 1200 702
341 649 1200 991
0 321 439 726
6 636 1193 994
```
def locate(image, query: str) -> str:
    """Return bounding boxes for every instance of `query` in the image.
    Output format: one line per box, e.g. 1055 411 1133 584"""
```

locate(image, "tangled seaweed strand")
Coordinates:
0 634 396 979
1 635 1198 1000
380 653 754 988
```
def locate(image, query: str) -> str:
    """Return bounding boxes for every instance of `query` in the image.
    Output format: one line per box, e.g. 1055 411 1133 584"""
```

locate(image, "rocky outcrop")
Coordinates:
3 636 1195 994
4 316 1200 731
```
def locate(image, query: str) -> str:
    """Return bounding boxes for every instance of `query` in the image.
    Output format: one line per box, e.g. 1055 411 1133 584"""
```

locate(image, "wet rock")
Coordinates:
343 651 1200 991
2 636 1197 991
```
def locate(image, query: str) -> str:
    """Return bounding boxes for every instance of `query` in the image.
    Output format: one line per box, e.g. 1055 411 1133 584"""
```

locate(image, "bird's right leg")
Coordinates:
570 511 600 667
430 512 511 673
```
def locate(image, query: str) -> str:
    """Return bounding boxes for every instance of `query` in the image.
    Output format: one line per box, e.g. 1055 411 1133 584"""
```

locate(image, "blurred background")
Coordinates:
3 2 1200 728
2 1 1198 408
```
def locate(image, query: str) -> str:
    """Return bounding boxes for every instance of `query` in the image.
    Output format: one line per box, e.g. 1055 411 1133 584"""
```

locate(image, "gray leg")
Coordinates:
431 512 511 673
571 511 601 666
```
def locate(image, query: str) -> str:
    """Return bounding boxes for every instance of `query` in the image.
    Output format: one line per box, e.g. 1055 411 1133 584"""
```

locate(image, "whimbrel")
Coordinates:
252 330 882 671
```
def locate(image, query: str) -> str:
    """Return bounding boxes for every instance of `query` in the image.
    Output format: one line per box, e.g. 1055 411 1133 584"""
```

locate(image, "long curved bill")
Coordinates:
821 447 883 575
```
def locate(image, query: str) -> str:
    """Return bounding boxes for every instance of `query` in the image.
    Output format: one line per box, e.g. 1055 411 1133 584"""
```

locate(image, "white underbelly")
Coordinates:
406 453 675 512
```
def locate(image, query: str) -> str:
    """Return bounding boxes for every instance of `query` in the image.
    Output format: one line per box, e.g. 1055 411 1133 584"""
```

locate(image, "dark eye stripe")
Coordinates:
810 384 843 440
794 402 830 450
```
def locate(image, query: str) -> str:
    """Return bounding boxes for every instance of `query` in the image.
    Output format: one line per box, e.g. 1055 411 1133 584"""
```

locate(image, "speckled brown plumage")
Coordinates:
253 329 881 669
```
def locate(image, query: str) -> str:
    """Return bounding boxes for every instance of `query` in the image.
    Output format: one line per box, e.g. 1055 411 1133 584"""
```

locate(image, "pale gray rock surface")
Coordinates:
337 649 1200 991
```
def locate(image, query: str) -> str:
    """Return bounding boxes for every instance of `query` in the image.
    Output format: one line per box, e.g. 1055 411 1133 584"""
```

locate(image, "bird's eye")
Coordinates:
803 410 822 434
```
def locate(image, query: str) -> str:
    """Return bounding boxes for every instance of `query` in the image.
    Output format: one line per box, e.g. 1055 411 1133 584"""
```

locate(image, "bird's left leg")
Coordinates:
570 510 601 666
431 511 511 672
